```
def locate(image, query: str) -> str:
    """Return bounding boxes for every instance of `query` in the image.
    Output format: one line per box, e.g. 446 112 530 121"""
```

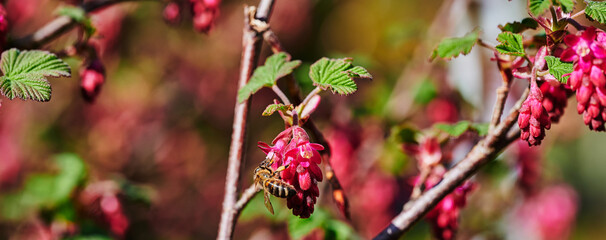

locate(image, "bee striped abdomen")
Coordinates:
265 179 296 198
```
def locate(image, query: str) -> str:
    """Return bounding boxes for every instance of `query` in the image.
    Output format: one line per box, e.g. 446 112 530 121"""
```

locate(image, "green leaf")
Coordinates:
237 52 301 103
324 219 361 240
499 18 539 33
545 56 573 83
309 58 372 95
56 6 96 36
262 103 293 116
0 48 71 101
391 125 419 144
435 121 471 137
585 1 606 24
288 208 328 239
430 29 480 60
557 0 575 13
470 123 489 136
53 154 86 202
528 0 551 16
496 32 525 57
413 79 437 104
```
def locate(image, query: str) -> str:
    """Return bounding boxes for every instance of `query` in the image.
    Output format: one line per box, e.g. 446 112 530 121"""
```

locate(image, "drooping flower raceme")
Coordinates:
258 126 323 218
561 27 606 131
519 81 551 146
426 181 475 240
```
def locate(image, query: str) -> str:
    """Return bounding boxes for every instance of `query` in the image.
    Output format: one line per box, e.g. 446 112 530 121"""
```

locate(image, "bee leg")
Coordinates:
263 189 275 215
273 164 290 177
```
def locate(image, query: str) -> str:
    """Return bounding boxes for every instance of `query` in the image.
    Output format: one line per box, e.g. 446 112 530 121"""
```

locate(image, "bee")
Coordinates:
254 156 296 214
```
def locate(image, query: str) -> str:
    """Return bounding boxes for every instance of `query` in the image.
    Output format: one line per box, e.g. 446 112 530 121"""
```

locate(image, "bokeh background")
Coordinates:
1 0 605 239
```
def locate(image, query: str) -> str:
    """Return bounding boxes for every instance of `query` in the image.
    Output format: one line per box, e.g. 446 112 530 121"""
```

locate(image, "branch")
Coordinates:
234 184 260 213
373 85 527 240
488 61 514 133
304 120 351 219
217 1 276 239
9 0 153 49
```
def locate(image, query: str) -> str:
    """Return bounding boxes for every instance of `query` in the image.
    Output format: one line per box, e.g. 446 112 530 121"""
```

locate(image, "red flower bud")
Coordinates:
163 2 181 25
80 59 106 103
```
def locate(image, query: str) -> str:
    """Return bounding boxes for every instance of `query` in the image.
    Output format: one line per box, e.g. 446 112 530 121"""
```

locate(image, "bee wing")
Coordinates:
263 189 275 215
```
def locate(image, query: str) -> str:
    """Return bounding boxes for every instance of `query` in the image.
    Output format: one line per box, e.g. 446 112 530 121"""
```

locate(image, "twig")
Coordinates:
263 30 285 53
300 87 322 108
477 39 497 52
234 184 260 213
8 0 153 49
305 120 351 219
488 61 513 133
271 85 291 105
373 84 528 240
571 9 585 19
217 1 276 240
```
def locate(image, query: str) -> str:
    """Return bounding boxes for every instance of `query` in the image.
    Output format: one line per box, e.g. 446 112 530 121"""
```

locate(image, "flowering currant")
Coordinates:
258 126 324 218
561 27 606 131
0 3 8 50
519 80 551 146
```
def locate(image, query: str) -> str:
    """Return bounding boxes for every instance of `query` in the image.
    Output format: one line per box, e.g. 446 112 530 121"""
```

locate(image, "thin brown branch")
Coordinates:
263 30 285 53
373 85 528 240
234 184 260 213
217 1 276 239
305 120 351 219
271 85 291 105
571 9 585 19
489 62 514 133
9 0 153 49
477 39 497 52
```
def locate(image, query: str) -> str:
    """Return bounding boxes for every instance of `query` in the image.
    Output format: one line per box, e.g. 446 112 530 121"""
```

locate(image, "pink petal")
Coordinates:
298 171 312 190
560 49 577 62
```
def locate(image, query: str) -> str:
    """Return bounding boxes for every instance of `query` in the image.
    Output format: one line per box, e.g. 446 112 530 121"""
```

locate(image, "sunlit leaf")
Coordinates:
309 58 372 95
545 56 573 83
585 1 606 24
0 49 71 101
238 52 301 103
430 29 480 60
496 32 525 57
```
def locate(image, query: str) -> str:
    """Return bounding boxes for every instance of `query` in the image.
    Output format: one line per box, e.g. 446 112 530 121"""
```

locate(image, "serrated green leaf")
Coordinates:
470 123 489 136
309 58 372 95
557 0 575 13
430 29 480 60
435 121 471 137
0 49 71 101
262 103 293 116
585 1 606 24
496 32 525 57
237 52 301 103
545 56 573 83
499 18 539 33
529 0 551 16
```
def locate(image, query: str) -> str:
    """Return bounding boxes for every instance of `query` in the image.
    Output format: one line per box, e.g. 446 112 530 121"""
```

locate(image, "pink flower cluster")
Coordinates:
539 81 571 123
513 185 578 240
0 3 7 50
80 59 106 103
190 0 220 33
519 81 551 146
426 181 475 240
258 126 323 218
562 27 606 131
